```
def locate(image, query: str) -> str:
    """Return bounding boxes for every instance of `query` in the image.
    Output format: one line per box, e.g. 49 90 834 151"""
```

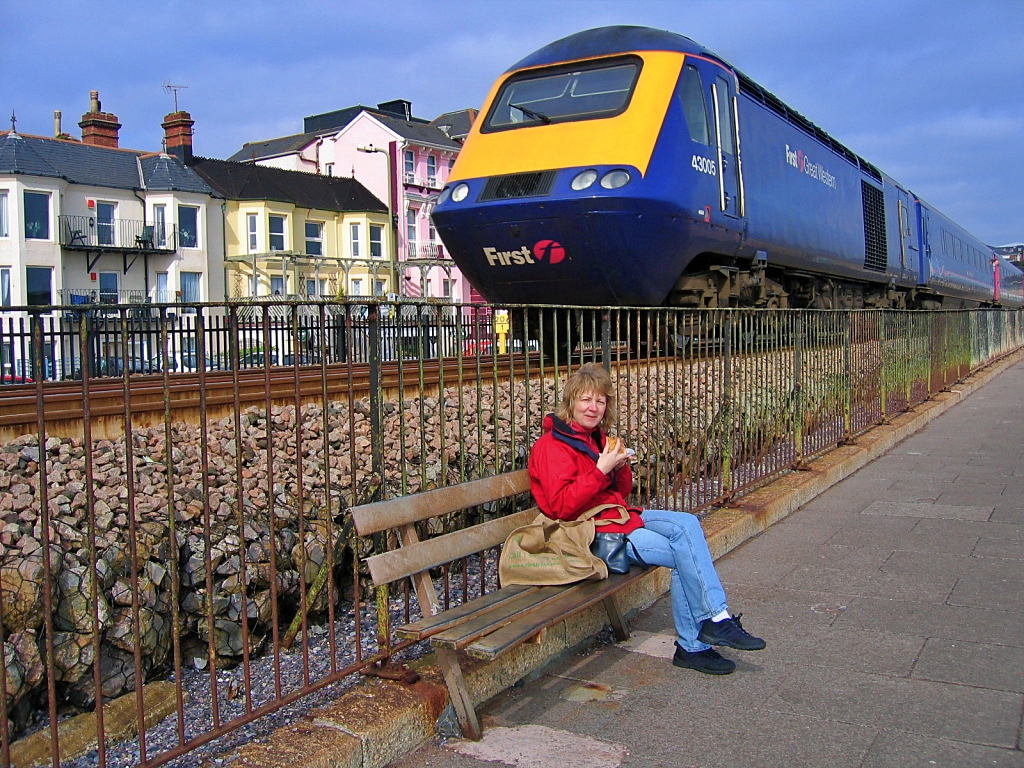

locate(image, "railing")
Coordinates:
59 215 177 251
58 288 150 306
0 304 1021 767
402 174 442 189
407 242 446 259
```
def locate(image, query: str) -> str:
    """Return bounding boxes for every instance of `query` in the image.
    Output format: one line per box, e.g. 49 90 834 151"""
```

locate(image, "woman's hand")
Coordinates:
597 438 629 474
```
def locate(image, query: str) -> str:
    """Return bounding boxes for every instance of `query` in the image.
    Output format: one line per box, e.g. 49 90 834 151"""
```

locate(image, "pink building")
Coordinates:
229 101 480 301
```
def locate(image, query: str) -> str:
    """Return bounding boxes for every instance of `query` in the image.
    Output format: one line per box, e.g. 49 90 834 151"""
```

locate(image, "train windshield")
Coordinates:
484 58 641 131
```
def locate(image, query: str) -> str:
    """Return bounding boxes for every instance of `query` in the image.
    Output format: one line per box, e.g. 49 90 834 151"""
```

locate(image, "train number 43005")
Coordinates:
691 155 717 175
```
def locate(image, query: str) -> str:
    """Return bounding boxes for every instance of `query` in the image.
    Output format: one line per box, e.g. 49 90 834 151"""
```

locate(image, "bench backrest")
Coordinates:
351 469 535 587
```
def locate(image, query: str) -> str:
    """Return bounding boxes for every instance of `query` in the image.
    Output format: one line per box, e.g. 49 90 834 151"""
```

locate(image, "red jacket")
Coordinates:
529 414 644 535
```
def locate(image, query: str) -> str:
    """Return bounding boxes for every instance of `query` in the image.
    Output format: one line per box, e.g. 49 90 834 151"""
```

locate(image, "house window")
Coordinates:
442 279 454 298
156 272 169 303
178 205 199 248
404 150 415 182
0 191 8 237
428 222 436 243
179 271 201 310
426 156 437 186
0 267 10 306
351 278 363 296
24 192 50 240
269 215 285 251
370 224 383 259
248 274 258 296
406 209 417 245
98 272 118 304
325 163 334 177
350 222 361 258
448 158 455 171
26 266 52 306
305 221 323 256
97 202 116 246
306 279 317 298
247 213 258 252
154 205 167 247
271 276 285 295
374 280 385 297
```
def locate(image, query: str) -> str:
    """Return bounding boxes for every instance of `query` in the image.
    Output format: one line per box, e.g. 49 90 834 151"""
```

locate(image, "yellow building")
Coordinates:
191 157 393 299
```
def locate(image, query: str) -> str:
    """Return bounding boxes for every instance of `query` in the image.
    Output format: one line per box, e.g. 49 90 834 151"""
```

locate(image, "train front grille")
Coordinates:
478 171 557 202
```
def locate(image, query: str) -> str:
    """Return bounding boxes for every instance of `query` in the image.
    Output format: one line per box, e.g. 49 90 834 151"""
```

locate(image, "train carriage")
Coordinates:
432 25 1021 311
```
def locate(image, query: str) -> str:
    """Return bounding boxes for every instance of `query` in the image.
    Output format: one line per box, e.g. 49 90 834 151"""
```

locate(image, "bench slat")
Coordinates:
395 584 538 641
352 469 531 536
465 567 649 661
365 507 538 586
430 584 586 650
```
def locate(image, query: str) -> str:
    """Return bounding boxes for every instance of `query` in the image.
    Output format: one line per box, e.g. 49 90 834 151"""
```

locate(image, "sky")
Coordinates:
2 0 1022 245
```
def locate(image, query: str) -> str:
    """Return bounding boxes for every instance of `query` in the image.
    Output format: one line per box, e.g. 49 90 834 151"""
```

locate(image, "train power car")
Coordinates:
432 26 1023 311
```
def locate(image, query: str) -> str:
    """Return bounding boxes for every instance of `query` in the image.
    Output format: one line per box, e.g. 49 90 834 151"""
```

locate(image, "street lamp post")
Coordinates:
357 144 399 297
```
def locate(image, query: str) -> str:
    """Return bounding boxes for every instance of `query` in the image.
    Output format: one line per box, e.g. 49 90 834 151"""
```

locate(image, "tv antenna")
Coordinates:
162 81 189 112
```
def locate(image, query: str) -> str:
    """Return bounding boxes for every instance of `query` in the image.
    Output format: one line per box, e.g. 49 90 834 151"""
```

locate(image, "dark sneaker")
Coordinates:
697 613 766 651
673 646 736 675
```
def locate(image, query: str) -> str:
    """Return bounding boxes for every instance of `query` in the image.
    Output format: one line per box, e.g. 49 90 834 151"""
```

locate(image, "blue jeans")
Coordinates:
627 510 728 652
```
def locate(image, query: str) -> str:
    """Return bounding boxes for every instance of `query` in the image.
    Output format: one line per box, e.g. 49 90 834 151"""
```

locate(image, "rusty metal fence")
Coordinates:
0 303 1020 767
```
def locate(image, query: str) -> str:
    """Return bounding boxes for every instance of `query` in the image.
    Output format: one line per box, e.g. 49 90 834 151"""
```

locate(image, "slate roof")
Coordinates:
429 109 478 142
0 131 214 194
228 104 463 162
190 157 387 213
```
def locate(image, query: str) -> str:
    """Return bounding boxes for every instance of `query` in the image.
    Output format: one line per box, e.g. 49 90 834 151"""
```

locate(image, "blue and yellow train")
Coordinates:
433 26 1023 310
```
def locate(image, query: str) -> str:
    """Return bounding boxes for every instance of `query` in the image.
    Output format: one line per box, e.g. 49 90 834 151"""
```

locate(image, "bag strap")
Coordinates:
580 504 631 525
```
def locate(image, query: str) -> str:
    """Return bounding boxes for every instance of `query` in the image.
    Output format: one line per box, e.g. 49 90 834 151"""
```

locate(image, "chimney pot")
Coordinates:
54 111 62 138
80 91 120 147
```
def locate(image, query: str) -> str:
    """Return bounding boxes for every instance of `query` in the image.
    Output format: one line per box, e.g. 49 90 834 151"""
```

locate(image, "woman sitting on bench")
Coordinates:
529 363 766 675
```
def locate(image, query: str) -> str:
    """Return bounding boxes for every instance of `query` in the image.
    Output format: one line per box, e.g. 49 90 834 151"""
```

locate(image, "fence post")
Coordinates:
879 312 888 422
601 310 611 372
843 311 852 442
792 312 804 465
721 310 733 497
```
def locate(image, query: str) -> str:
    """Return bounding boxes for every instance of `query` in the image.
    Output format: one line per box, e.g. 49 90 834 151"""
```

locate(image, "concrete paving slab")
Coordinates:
912 517 1024 541
766 665 1023 747
973 536 1024 559
862 730 1024 768
912 637 1024 693
835 597 1024 647
861 501 993 521
947 574 1024 611
776 566 956 604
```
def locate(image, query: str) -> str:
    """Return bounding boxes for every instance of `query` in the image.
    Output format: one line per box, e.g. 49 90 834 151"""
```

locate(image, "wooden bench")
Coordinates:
351 468 649 740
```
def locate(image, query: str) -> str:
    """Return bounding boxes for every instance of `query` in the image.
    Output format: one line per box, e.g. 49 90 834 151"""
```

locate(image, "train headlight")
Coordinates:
451 183 470 202
571 169 598 191
600 169 631 189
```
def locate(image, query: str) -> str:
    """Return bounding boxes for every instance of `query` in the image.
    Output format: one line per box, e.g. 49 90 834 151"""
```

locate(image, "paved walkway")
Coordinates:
392 362 1024 768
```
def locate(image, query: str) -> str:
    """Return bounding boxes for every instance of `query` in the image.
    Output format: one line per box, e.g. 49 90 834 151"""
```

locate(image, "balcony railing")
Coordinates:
60 215 177 252
407 242 447 259
402 174 443 190
58 288 150 306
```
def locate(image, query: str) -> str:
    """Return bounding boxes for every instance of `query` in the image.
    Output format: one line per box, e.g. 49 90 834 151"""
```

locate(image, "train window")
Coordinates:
678 65 711 146
714 76 735 155
675 66 708 145
483 56 641 131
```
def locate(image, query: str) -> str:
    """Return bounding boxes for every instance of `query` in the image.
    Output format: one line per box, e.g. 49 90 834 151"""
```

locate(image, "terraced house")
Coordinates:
0 92 221 380
230 100 479 301
190 157 390 300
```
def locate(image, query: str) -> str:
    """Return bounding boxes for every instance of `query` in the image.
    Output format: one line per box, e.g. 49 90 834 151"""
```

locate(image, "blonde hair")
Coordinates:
555 363 616 430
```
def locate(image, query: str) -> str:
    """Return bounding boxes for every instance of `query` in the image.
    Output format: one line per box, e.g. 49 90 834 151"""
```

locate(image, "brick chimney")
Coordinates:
162 111 194 164
79 90 121 147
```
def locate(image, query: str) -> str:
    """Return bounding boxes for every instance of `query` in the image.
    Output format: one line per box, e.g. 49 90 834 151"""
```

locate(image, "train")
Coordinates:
432 26 1023 312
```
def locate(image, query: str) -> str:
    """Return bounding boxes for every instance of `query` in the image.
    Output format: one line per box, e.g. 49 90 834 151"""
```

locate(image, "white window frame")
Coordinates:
370 224 383 259
325 163 334 177
305 221 323 256
350 222 361 258
153 204 167 247
0 267 10 306
351 278 363 296
404 150 415 182
247 213 259 252
96 201 117 246
269 215 286 252
25 266 53 306
156 272 169 303
98 271 119 304
406 208 418 245
426 155 437 186
374 279 385 297
0 191 8 238
24 191 51 241
178 205 200 249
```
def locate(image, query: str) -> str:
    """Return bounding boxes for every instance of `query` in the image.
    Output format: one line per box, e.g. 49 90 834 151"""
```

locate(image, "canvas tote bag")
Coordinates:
499 504 631 586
